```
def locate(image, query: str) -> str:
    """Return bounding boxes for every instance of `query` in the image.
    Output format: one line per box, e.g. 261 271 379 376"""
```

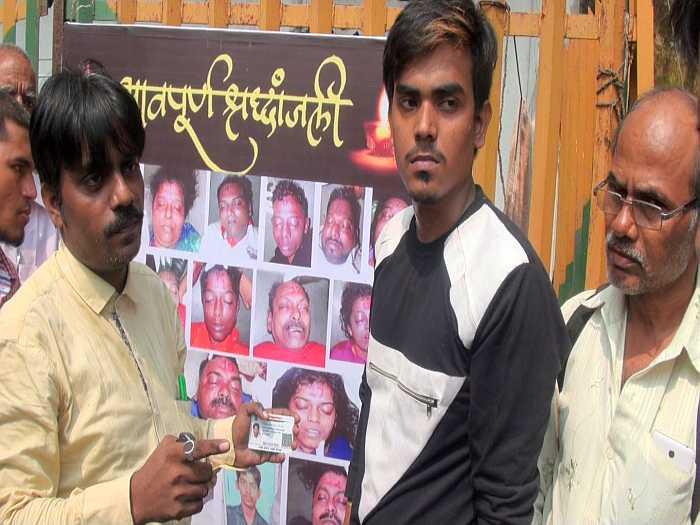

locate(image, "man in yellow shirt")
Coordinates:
0 70 294 524
535 88 700 524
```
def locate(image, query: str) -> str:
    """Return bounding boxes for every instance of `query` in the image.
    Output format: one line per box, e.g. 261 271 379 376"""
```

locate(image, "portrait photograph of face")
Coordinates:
314 185 365 276
223 463 277 525
262 178 315 268
145 253 188 331
252 271 329 368
200 173 261 265
270 365 359 461
144 164 207 253
285 458 348 525
329 281 372 365
190 262 252 356
368 193 410 267
184 349 254 421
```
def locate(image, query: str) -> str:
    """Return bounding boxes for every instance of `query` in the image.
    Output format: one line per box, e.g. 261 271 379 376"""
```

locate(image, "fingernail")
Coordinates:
219 441 230 452
263 410 270 418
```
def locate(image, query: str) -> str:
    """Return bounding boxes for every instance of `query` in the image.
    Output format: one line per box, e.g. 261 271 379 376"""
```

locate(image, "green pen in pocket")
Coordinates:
178 374 189 401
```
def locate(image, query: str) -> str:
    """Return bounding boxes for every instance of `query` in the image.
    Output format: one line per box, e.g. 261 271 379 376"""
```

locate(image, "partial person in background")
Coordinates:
272 368 358 460
0 45 58 288
330 282 372 364
201 175 258 261
149 166 202 251
0 92 34 309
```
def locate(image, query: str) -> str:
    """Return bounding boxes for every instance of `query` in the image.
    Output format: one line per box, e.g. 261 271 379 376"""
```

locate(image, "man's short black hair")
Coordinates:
272 179 308 218
340 282 372 339
149 166 198 217
199 264 242 308
383 0 497 110
236 465 262 489
0 91 29 138
198 355 239 380
326 186 361 246
217 176 255 222
30 70 145 198
671 0 700 70
268 277 310 316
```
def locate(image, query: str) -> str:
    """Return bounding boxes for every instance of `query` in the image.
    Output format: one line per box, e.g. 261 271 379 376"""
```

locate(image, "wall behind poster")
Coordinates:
63 23 408 525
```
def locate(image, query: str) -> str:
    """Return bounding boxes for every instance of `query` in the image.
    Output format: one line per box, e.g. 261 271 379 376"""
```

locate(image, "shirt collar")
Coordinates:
592 275 700 373
57 243 140 315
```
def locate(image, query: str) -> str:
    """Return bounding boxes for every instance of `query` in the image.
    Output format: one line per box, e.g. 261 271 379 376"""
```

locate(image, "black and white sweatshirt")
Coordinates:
347 187 567 524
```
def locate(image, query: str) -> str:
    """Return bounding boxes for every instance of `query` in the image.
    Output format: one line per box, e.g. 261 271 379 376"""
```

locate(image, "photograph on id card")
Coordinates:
249 414 294 454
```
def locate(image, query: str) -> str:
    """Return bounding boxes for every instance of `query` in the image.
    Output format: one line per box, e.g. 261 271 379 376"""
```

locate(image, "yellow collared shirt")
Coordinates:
535 281 700 525
0 245 235 525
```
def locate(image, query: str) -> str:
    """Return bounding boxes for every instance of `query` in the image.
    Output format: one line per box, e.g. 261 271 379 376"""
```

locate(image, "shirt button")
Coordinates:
605 446 614 460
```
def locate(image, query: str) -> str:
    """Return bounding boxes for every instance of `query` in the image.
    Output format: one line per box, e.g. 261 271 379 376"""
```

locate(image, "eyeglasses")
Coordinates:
593 179 698 231
0 86 36 112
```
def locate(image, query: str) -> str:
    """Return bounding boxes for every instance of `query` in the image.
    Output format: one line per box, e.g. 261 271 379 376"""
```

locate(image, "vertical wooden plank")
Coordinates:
527 0 566 271
52 0 64 73
4 0 17 42
25 0 39 70
362 0 386 36
635 0 654 93
117 0 137 23
585 0 626 289
309 0 332 34
208 0 227 28
555 38 598 301
474 1 507 202
259 0 281 31
162 0 182 26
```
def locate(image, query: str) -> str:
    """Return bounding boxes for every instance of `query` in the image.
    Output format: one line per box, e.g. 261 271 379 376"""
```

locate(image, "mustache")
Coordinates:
606 233 645 266
405 144 446 163
284 319 306 333
318 512 341 525
104 206 144 237
210 396 233 408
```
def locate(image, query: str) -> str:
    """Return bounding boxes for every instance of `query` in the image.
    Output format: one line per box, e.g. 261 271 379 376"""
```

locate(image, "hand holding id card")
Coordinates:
248 414 295 454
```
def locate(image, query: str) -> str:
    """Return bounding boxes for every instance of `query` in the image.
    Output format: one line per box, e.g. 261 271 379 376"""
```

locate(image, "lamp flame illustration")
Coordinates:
349 89 398 174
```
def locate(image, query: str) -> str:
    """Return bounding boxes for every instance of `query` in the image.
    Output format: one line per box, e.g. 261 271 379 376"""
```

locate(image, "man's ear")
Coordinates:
473 100 492 150
304 217 310 235
41 183 64 230
267 311 273 335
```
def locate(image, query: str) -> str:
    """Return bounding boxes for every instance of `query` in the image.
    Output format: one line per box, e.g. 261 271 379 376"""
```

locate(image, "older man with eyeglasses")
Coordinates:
533 87 700 525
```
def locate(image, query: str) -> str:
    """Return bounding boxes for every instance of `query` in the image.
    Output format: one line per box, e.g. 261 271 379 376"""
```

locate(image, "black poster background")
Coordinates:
63 23 403 193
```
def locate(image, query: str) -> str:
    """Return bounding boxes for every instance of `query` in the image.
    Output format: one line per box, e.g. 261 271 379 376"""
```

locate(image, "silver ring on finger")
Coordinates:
176 432 197 462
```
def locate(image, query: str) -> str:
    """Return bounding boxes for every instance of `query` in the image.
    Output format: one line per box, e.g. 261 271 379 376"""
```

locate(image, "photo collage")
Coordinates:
139 164 409 525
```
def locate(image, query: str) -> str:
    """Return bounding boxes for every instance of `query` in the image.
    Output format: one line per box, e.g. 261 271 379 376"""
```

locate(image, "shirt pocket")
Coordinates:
607 430 693 525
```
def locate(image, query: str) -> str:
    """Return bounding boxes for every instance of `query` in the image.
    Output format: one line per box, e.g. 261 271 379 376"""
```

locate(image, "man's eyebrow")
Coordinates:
433 83 465 97
607 171 673 207
395 83 420 97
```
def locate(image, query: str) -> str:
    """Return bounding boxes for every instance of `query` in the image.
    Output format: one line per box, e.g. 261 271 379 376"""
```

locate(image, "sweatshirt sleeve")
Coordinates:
468 263 567 525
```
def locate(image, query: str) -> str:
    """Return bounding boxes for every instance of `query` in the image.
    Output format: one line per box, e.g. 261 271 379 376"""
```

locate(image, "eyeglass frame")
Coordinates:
593 179 698 231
